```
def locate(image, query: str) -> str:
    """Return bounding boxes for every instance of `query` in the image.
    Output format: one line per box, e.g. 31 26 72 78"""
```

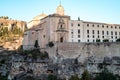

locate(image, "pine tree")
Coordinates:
81 70 90 80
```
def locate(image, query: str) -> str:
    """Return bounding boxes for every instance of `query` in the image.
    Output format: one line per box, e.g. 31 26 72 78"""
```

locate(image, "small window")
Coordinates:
115 26 117 29
71 29 73 34
78 35 80 38
87 39 89 42
87 30 89 34
115 32 117 35
111 36 113 39
87 35 89 38
32 32 34 34
107 31 109 35
92 30 94 34
106 26 108 28
102 36 104 38
98 36 99 38
97 25 99 27
78 24 80 26
111 26 113 28
60 24 62 28
43 35 45 38
102 25 104 28
78 29 80 34
71 23 73 26
111 31 113 35
78 40 80 42
87 24 89 27
102 31 104 35
93 40 95 42
93 35 94 38
92 24 94 27
97 30 99 34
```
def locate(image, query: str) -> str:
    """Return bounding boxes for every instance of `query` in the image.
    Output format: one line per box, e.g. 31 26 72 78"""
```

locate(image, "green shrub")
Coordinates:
103 39 109 42
96 39 101 42
48 41 54 47
116 38 120 42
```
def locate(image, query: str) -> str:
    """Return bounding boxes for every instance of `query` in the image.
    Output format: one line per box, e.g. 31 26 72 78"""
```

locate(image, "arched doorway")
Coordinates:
60 37 63 42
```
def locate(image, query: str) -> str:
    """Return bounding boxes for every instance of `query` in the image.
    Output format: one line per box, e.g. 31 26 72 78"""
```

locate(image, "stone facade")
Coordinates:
23 4 120 50
69 20 120 42
0 18 27 31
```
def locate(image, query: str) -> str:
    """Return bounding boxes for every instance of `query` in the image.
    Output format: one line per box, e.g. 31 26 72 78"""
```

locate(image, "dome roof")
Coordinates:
33 13 47 20
56 4 65 16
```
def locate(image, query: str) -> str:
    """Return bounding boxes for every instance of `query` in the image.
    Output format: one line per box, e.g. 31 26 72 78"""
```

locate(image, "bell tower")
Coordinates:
56 2 65 16
56 18 68 42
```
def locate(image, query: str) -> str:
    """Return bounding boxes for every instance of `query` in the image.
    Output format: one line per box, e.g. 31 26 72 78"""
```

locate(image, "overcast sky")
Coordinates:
0 0 120 24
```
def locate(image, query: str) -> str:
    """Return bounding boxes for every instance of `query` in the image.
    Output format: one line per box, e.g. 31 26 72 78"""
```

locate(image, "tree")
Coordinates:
47 74 57 80
116 38 120 42
81 70 91 80
94 69 116 80
69 74 80 80
34 40 39 48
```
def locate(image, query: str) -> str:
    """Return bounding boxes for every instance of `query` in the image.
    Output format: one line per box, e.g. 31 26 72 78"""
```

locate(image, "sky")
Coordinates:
0 0 120 24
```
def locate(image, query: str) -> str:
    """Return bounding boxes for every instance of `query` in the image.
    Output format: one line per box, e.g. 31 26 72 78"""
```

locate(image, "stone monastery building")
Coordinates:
23 4 120 50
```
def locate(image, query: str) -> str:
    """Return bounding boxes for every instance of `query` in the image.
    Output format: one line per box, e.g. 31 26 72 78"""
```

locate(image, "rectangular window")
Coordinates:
78 24 80 26
107 31 109 35
71 23 73 26
92 24 94 27
102 36 104 38
87 35 89 38
111 26 113 28
102 31 104 35
97 25 99 27
71 32 73 34
78 40 80 42
106 26 108 28
98 36 99 38
92 30 94 34
97 30 99 34
78 29 80 34
87 24 89 27
71 29 73 34
87 30 89 34
87 39 89 42
102 25 104 28
111 36 113 39
115 32 117 35
78 35 80 38
111 31 113 35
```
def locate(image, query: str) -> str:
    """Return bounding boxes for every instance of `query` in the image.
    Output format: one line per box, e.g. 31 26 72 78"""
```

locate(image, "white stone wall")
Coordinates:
69 20 84 42
69 21 120 42
48 42 120 62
